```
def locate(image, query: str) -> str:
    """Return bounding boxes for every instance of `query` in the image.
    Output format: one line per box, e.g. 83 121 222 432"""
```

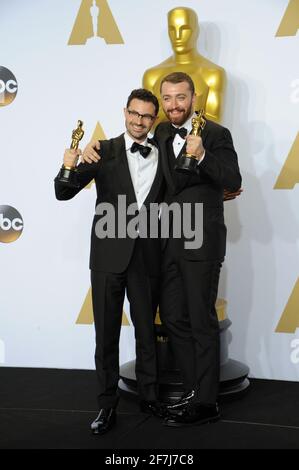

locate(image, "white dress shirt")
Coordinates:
124 132 158 210
172 113 205 163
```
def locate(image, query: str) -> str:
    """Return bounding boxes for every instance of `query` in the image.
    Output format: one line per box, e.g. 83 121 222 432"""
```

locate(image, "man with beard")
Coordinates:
81 73 242 427
54 89 166 435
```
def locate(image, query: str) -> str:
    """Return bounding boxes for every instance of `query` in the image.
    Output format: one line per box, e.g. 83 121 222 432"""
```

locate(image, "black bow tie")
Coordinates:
130 142 152 158
170 126 188 139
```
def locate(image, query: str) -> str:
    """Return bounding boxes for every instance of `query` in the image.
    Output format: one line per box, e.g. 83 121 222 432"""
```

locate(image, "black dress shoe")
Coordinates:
166 390 195 412
91 408 116 435
140 400 169 418
164 403 220 427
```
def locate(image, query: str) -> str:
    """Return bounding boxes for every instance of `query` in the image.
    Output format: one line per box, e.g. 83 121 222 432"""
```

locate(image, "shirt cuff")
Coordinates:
197 150 205 165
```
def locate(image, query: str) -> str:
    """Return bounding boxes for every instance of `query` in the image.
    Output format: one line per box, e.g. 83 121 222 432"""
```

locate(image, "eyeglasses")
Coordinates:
127 109 156 122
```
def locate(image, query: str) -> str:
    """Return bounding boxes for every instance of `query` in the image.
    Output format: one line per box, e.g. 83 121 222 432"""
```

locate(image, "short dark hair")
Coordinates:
127 89 159 116
160 72 195 95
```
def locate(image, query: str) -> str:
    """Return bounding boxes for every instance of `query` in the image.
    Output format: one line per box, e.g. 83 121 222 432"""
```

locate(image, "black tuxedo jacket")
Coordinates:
154 119 242 261
55 134 165 274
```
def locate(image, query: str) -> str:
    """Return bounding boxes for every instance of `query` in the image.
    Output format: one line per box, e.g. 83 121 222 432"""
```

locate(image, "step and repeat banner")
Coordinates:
0 0 298 380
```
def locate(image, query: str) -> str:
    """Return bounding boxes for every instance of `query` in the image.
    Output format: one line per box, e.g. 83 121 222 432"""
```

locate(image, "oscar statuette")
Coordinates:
57 120 85 188
174 110 206 174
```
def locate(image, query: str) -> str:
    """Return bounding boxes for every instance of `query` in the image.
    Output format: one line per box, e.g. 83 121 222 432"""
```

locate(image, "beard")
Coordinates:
126 122 148 142
163 103 193 126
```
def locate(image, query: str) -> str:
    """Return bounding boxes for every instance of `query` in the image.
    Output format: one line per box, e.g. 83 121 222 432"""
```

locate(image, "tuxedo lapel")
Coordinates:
164 124 193 193
143 147 163 208
177 139 187 158
156 123 176 193
112 134 137 206
200 121 210 146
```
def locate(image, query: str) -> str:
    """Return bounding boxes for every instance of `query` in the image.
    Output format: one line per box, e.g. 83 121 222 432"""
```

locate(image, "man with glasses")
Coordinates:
54 89 166 435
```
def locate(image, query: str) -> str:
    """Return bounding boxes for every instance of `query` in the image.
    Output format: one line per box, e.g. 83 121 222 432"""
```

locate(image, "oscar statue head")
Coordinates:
168 7 199 54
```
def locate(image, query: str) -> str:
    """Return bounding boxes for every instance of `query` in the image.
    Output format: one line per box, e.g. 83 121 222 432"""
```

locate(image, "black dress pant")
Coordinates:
160 242 222 405
91 238 159 409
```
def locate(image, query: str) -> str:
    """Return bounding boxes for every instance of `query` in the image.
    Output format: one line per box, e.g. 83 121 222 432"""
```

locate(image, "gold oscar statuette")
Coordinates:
174 110 206 174
57 120 85 188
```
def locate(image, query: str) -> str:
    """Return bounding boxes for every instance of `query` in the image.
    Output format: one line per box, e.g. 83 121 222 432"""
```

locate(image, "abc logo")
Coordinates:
0 66 18 107
0 206 23 243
